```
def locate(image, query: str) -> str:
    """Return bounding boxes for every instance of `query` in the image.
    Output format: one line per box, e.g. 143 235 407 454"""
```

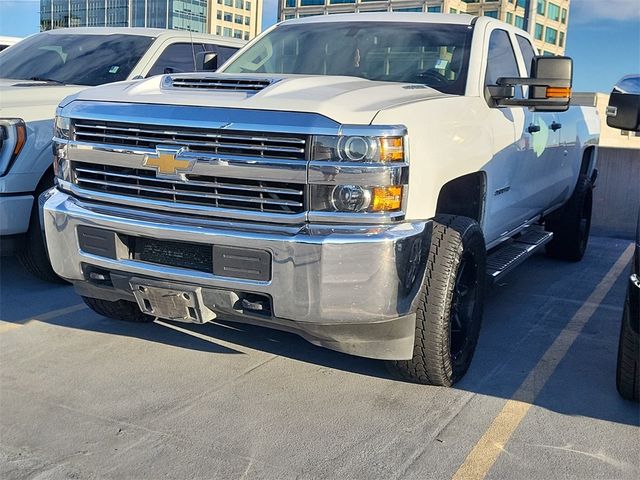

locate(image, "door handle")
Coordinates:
551 122 562 131
528 124 541 134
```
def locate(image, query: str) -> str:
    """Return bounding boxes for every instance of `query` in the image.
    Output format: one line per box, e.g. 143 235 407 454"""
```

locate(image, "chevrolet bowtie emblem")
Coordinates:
143 146 193 179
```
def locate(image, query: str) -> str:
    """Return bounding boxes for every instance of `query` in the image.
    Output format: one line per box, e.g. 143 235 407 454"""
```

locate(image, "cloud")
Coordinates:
570 0 640 23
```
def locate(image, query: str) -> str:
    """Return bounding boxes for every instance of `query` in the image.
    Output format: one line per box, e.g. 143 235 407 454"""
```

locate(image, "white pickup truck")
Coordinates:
0 27 244 281
44 14 599 385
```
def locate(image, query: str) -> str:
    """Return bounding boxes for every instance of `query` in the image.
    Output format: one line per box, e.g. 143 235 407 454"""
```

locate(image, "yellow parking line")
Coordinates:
21 303 88 323
452 243 634 480
0 303 88 331
0 323 21 333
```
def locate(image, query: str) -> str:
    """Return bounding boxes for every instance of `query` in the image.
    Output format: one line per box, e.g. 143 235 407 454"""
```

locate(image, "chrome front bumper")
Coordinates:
43 189 431 360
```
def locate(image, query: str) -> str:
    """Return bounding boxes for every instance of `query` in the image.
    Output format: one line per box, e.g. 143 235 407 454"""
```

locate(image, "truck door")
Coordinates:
512 35 565 217
482 28 528 244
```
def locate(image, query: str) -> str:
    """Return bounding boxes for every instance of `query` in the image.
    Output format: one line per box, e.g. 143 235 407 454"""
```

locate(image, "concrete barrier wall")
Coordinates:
592 147 640 240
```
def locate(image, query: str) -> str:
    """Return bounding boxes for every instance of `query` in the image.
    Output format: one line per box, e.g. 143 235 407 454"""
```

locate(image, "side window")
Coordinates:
516 35 537 77
485 29 522 99
203 44 239 67
147 43 201 77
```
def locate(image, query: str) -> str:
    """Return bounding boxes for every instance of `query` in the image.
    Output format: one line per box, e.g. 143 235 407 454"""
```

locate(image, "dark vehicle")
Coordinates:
607 74 640 401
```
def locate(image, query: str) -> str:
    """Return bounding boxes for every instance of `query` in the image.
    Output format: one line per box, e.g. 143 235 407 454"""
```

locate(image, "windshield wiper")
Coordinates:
28 76 65 85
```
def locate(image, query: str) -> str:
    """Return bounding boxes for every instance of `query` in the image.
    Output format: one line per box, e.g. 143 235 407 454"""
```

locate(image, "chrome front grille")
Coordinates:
73 120 307 161
71 161 305 215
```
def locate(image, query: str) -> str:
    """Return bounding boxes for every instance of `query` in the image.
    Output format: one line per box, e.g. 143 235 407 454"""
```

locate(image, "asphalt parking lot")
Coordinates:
1 235 639 480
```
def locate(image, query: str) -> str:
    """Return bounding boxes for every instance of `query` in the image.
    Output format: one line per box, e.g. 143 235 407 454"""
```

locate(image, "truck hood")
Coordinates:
0 79 87 121
61 73 448 125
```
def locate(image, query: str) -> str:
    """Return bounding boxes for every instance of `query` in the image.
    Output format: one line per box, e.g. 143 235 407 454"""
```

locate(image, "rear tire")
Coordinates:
82 296 155 323
389 215 486 386
616 292 639 402
545 175 593 262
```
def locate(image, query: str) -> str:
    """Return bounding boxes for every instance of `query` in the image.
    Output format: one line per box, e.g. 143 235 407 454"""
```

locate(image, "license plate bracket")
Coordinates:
130 278 216 324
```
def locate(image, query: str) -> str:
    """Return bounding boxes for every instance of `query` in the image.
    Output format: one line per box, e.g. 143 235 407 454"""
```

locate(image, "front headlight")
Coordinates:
0 118 27 177
311 135 405 163
54 115 71 140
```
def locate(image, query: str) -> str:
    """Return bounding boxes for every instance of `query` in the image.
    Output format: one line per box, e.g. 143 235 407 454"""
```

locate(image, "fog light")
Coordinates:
371 186 403 212
331 185 371 212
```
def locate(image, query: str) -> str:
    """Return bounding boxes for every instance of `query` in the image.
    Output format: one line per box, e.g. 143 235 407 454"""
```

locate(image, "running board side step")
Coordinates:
486 227 553 283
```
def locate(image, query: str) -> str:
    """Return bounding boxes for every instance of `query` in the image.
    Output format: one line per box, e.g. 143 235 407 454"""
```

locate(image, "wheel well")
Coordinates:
436 172 486 223
580 146 596 176
35 165 55 195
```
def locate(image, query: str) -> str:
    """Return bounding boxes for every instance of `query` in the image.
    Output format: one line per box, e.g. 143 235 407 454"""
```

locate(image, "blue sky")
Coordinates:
1 0 638 92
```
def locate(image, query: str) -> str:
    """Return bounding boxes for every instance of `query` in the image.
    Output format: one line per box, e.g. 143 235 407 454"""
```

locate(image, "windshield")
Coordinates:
223 22 473 95
0 32 154 86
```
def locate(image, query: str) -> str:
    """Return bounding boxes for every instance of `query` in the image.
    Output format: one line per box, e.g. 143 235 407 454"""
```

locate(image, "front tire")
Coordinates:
390 215 486 386
545 175 593 262
82 296 155 323
17 173 65 283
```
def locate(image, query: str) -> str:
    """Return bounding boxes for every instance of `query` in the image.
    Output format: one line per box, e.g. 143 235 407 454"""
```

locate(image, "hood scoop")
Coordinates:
162 75 275 93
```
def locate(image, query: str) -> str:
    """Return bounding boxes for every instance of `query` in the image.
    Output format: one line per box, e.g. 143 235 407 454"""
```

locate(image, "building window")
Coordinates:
245 15 250 25
516 0 526 7
224 12 232 21
536 0 545 16
223 26 232 36
224 0 232 5
234 29 242 38
484 10 498 18
394 7 423 12
559 31 564 47
561 8 567 24
506 12 513 23
217 10 222 19
284 13 295 19
235 0 243 8
330 0 355 3
286 0 296 5
450 8 457 13
427 6 441 12
543 50 554 56
235 14 243 24
547 2 560 21
245 1 251 10
299 0 325 5
545 27 557 44
244 32 250 40
514 15 524 29
535 23 543 40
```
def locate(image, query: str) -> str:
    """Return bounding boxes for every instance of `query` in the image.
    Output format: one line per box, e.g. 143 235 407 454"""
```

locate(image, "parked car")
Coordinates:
607 74 640 402
0 36 21 52
0 28 244 281
43 13 599 385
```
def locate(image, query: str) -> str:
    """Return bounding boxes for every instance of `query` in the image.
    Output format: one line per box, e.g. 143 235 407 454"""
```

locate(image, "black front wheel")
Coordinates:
389 215 486 386
17 173 66 283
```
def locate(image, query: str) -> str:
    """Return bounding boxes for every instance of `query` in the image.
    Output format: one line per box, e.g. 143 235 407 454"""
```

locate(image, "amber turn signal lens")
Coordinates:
371 186 403 212
379 137 404 162
546 87 571 98
13 122 27 157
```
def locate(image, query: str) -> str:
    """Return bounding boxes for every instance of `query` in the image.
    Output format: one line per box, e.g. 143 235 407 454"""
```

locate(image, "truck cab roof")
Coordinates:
28 27 245 48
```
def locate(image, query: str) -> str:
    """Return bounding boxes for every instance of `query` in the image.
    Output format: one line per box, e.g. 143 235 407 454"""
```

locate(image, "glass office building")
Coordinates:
40 0 209 33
